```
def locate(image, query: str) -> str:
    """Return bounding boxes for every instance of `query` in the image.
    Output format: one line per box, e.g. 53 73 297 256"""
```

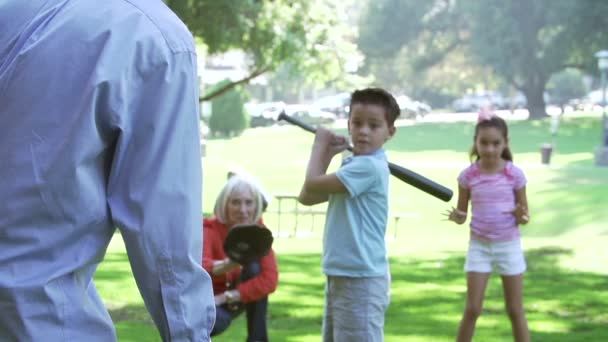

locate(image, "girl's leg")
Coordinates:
501 274 530 342
457 272 490 342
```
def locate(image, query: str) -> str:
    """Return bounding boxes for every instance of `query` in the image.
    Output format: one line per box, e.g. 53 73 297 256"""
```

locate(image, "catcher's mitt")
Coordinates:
223 224 273 265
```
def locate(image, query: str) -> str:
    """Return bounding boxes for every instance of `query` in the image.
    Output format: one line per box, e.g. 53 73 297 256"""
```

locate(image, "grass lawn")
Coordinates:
96 113 608 341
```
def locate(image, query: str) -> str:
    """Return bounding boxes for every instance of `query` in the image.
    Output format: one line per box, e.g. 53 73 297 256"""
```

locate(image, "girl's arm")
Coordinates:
514 186 530 225
298 128 349 205
443 185 470 224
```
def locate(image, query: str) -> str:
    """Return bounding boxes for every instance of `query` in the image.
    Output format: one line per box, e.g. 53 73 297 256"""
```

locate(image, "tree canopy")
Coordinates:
166 0 361 101
358 0 608 118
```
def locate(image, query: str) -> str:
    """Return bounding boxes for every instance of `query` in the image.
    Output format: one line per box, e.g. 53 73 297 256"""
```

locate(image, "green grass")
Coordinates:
96 113 608 341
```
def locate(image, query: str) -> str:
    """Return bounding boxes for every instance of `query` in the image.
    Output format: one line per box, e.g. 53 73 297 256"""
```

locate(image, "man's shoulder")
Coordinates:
119 0 195 53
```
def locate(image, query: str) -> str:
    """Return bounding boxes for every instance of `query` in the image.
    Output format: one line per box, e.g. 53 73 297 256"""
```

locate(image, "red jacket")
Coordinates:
202 217 278 303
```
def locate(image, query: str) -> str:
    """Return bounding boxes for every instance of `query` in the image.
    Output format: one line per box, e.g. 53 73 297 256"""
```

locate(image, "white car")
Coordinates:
246 101 285 127
284 104 336 126
396 95 431 119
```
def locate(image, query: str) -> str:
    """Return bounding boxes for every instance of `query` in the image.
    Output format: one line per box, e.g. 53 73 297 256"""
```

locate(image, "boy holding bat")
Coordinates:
298 88 400 341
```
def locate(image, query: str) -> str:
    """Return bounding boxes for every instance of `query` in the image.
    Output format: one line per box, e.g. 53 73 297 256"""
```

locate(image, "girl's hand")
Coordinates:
504 203 529 225
442 206 467 224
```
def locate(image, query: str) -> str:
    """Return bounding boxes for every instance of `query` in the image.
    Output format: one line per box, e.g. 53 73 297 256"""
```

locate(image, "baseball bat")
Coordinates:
278 111 453 202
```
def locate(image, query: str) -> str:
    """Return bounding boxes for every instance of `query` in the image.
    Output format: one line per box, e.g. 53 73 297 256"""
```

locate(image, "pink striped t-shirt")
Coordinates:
458 161 527 242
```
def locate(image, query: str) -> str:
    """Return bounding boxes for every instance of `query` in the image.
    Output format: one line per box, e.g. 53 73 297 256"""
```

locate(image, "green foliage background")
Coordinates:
208 79 248 136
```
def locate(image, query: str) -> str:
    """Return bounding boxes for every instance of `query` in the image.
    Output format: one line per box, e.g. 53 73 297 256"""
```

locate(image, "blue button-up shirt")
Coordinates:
0 1 214 340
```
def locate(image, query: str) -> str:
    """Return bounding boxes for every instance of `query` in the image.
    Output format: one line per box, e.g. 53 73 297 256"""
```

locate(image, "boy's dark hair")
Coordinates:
470 115 513 162
349 88 401 127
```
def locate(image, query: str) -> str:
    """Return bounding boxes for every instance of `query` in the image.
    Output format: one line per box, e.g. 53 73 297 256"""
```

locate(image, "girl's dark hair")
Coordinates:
469 115 513 162
349 88 401 127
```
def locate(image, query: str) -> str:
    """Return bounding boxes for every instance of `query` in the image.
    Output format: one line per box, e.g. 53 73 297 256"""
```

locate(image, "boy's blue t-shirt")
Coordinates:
322 148 390 277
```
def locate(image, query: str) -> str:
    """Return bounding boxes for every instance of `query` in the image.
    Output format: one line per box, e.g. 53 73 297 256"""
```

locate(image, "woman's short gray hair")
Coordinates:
213 174 264 225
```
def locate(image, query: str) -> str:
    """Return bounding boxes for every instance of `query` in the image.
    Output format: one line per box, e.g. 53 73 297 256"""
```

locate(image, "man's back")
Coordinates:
0 1 214 340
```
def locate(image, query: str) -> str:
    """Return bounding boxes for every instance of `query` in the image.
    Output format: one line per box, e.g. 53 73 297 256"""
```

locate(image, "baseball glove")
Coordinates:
223 224 274 265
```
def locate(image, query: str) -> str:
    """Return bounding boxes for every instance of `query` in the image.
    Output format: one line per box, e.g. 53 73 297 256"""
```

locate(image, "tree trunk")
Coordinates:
522 78 549 120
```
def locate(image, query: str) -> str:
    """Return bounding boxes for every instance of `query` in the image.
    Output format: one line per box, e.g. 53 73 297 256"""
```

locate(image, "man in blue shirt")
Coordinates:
0 1 214 340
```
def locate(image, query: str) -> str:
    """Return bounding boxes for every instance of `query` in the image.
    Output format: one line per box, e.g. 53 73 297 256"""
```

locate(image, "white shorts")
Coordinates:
464 239 526 276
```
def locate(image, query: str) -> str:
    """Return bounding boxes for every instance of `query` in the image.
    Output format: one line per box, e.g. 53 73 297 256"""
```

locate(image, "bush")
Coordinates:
547 69 586 107
208 79 248 136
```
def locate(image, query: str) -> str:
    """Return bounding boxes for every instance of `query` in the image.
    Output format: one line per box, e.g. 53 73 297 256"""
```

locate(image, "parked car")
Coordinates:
396 95 432 119
586 89 604 105
453 91 507 112
284 104 336 126
311 92 351 117
246 101 285 128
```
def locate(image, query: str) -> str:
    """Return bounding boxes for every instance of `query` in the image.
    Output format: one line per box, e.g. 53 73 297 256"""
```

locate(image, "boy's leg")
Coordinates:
322 278 334 342
325 275 390 342
501 274 530 342
457 272 490 342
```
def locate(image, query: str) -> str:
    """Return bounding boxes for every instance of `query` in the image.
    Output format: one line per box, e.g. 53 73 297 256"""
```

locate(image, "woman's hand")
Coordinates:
214 293 227 306
442 206 467 224
215 290 241 306
505 203 529 225
212 257 239 276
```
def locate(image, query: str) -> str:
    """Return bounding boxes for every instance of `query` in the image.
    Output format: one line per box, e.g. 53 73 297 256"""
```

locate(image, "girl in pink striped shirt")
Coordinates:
444 113 530 342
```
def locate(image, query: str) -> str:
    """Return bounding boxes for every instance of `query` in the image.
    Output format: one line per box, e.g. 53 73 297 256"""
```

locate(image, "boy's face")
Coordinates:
348 103 395 155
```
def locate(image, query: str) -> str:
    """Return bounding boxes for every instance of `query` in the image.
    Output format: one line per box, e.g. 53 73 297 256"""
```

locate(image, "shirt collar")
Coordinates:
342 148 386 166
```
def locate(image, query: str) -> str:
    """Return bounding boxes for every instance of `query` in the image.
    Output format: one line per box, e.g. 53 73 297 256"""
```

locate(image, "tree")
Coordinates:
208 80 248 136
546 69 587 109
357 0 502 108
165 0 361 101
358 0 608 119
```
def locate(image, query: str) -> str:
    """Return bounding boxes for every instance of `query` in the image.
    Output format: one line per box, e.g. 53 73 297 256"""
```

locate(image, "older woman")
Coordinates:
202 175 278 341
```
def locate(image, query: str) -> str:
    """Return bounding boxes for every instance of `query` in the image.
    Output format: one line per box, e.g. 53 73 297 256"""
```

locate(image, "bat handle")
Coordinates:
277 111 317 134
277 111 355 152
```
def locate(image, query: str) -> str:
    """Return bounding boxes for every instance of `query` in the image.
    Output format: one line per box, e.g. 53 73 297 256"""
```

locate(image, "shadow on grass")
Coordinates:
210 247 608 342
98 246 608 341
527 165 608 237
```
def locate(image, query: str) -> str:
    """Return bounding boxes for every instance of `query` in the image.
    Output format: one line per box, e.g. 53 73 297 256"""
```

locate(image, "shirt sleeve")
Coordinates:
336 156 379 197
237 250 279 303
457 166 472 188
512 165 528 189
106 50 215 340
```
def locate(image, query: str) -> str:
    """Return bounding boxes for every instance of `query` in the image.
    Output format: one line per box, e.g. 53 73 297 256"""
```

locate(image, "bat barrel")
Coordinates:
388 163 453 202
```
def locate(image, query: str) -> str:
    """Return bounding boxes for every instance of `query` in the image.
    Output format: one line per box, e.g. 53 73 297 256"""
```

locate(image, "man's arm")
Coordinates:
107 50 215 341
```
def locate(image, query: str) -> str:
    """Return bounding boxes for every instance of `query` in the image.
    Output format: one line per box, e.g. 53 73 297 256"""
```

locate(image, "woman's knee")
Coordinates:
211 307 234 336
